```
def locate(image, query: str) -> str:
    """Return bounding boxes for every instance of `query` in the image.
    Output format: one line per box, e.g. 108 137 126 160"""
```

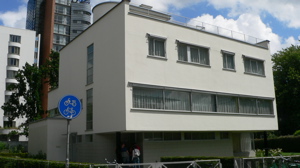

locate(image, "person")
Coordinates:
132 145 140 168
120 143 129 164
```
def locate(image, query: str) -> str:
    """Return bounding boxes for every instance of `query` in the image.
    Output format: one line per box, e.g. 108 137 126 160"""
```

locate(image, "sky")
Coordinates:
0 0 299 54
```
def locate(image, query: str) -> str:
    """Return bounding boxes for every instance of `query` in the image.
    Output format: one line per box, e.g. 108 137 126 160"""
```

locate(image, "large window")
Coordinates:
178 42 209 66
222 50 235 70
10 35 21 43
132 84 274 115
86 89 93 130
7 58 19 67
7 70 18 79
148 34 166 57
8 46 20 55
244 56 265 76
87 44 94 85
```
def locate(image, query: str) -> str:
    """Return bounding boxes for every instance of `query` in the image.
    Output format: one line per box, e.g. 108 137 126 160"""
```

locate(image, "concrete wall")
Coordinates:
0 26 36 128
28 118 67 161
124 3 277 132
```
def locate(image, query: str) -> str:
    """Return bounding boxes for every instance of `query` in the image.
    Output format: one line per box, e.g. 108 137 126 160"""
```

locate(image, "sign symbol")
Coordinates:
58 95 82 119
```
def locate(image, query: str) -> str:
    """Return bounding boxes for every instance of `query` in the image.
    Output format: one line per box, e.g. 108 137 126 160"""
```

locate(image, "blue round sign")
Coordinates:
58 95 82 119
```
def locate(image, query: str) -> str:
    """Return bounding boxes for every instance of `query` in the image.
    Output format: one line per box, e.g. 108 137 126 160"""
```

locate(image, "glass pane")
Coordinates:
199 48 209 65
257 61 264 75
239 97 257 114
133 87 163 109
192 92 215 112
178 44 187 61
148 38 154 55
154 39 165 57
165 90 190 111
258 99 273 114
244 58 251 73
224 54 234 69
190 47 199 63
251 60 258 73
217 95 238 113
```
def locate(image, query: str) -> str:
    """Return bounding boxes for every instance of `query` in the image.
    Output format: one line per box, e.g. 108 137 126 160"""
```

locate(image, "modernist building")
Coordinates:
29 0 278 163
26 0 92 114
0 26 40 141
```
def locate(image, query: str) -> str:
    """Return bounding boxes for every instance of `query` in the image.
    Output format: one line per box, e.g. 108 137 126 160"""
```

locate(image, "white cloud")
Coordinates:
188 13 285 54
0 5 27 29
206 0 300 28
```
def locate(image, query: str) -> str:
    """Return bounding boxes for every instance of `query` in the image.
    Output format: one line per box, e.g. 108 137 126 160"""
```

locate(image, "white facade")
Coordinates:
0 26 38 140
33 0 277 163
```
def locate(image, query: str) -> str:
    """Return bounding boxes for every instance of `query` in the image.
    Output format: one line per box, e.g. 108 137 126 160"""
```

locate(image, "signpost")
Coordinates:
58 95 82 168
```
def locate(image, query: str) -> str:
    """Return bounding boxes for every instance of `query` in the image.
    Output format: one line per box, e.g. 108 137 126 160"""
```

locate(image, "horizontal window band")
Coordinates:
243 55 265 62
128 82 275 100
176 40 210 49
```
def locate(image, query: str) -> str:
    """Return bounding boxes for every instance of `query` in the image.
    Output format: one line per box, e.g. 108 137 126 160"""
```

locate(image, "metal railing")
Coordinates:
129 3 266 48
94 159 222 168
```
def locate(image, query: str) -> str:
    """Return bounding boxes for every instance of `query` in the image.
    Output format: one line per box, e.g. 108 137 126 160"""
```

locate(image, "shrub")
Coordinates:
255 136 300 152
255 148 282 157
294 130 300 136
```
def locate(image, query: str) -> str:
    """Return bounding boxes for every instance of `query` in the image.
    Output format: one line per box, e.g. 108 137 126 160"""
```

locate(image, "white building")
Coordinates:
0 26 39 141
29 0 278 163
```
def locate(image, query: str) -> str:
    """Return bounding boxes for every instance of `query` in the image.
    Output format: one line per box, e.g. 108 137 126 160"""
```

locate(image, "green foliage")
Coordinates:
0 142 8 151
272 45 300 135
161 156 234 168
293 130 300 136
27 150 46 160
255 135 300 152
0 156 106 168
255 148 282 157
1 51 60 136
42 50 59 90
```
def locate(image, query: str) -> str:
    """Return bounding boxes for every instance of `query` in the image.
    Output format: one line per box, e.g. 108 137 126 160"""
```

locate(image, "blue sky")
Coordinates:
1 0 299 54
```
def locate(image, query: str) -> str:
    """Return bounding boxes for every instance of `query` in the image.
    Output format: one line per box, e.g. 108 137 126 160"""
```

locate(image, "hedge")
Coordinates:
0 156 108 168
161 156 235 168
255 136 300 152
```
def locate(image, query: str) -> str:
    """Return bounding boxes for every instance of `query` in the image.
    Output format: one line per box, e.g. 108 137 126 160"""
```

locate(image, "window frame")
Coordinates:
87 44 94 85
177 40 210 67
243 55 265 76
222 50 235 71
8 46 20 55
147 33 167 59
10 35 21 43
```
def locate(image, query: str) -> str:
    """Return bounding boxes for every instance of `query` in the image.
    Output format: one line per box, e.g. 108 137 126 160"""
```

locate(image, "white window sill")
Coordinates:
147 55 167 60
177 60 211 68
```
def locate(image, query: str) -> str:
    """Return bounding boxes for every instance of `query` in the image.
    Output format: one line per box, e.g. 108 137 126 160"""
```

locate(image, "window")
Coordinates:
178 42 209 66
85 134 93 142
87 44 94 84
148 34 166 57
132 84 274 115
86 89 93 130
10 35 21 43
220 132 229 139
244 56 265 76
222 50 235 70
76 135 82 143
184 132 215 140
7 58 19 67
8 46 20 55
7 70 18 79
133 87 163 109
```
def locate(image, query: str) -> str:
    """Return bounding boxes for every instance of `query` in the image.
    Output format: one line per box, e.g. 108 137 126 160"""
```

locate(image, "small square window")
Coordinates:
222 51 235 70
243 56 265 76
148 35 166 57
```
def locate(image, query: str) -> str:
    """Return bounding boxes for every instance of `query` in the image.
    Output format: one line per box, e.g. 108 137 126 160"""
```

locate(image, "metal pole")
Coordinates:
66 119 71 168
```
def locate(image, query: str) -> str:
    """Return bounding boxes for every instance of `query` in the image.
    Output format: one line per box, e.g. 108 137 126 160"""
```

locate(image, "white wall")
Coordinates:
0 26 36 129
124 3 277 132
28 118 67 161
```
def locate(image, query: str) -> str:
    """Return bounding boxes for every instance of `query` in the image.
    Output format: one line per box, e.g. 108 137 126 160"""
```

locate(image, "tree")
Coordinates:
272 44 300 135
2 63 43 136
43 50 59 90
1 51 60 136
